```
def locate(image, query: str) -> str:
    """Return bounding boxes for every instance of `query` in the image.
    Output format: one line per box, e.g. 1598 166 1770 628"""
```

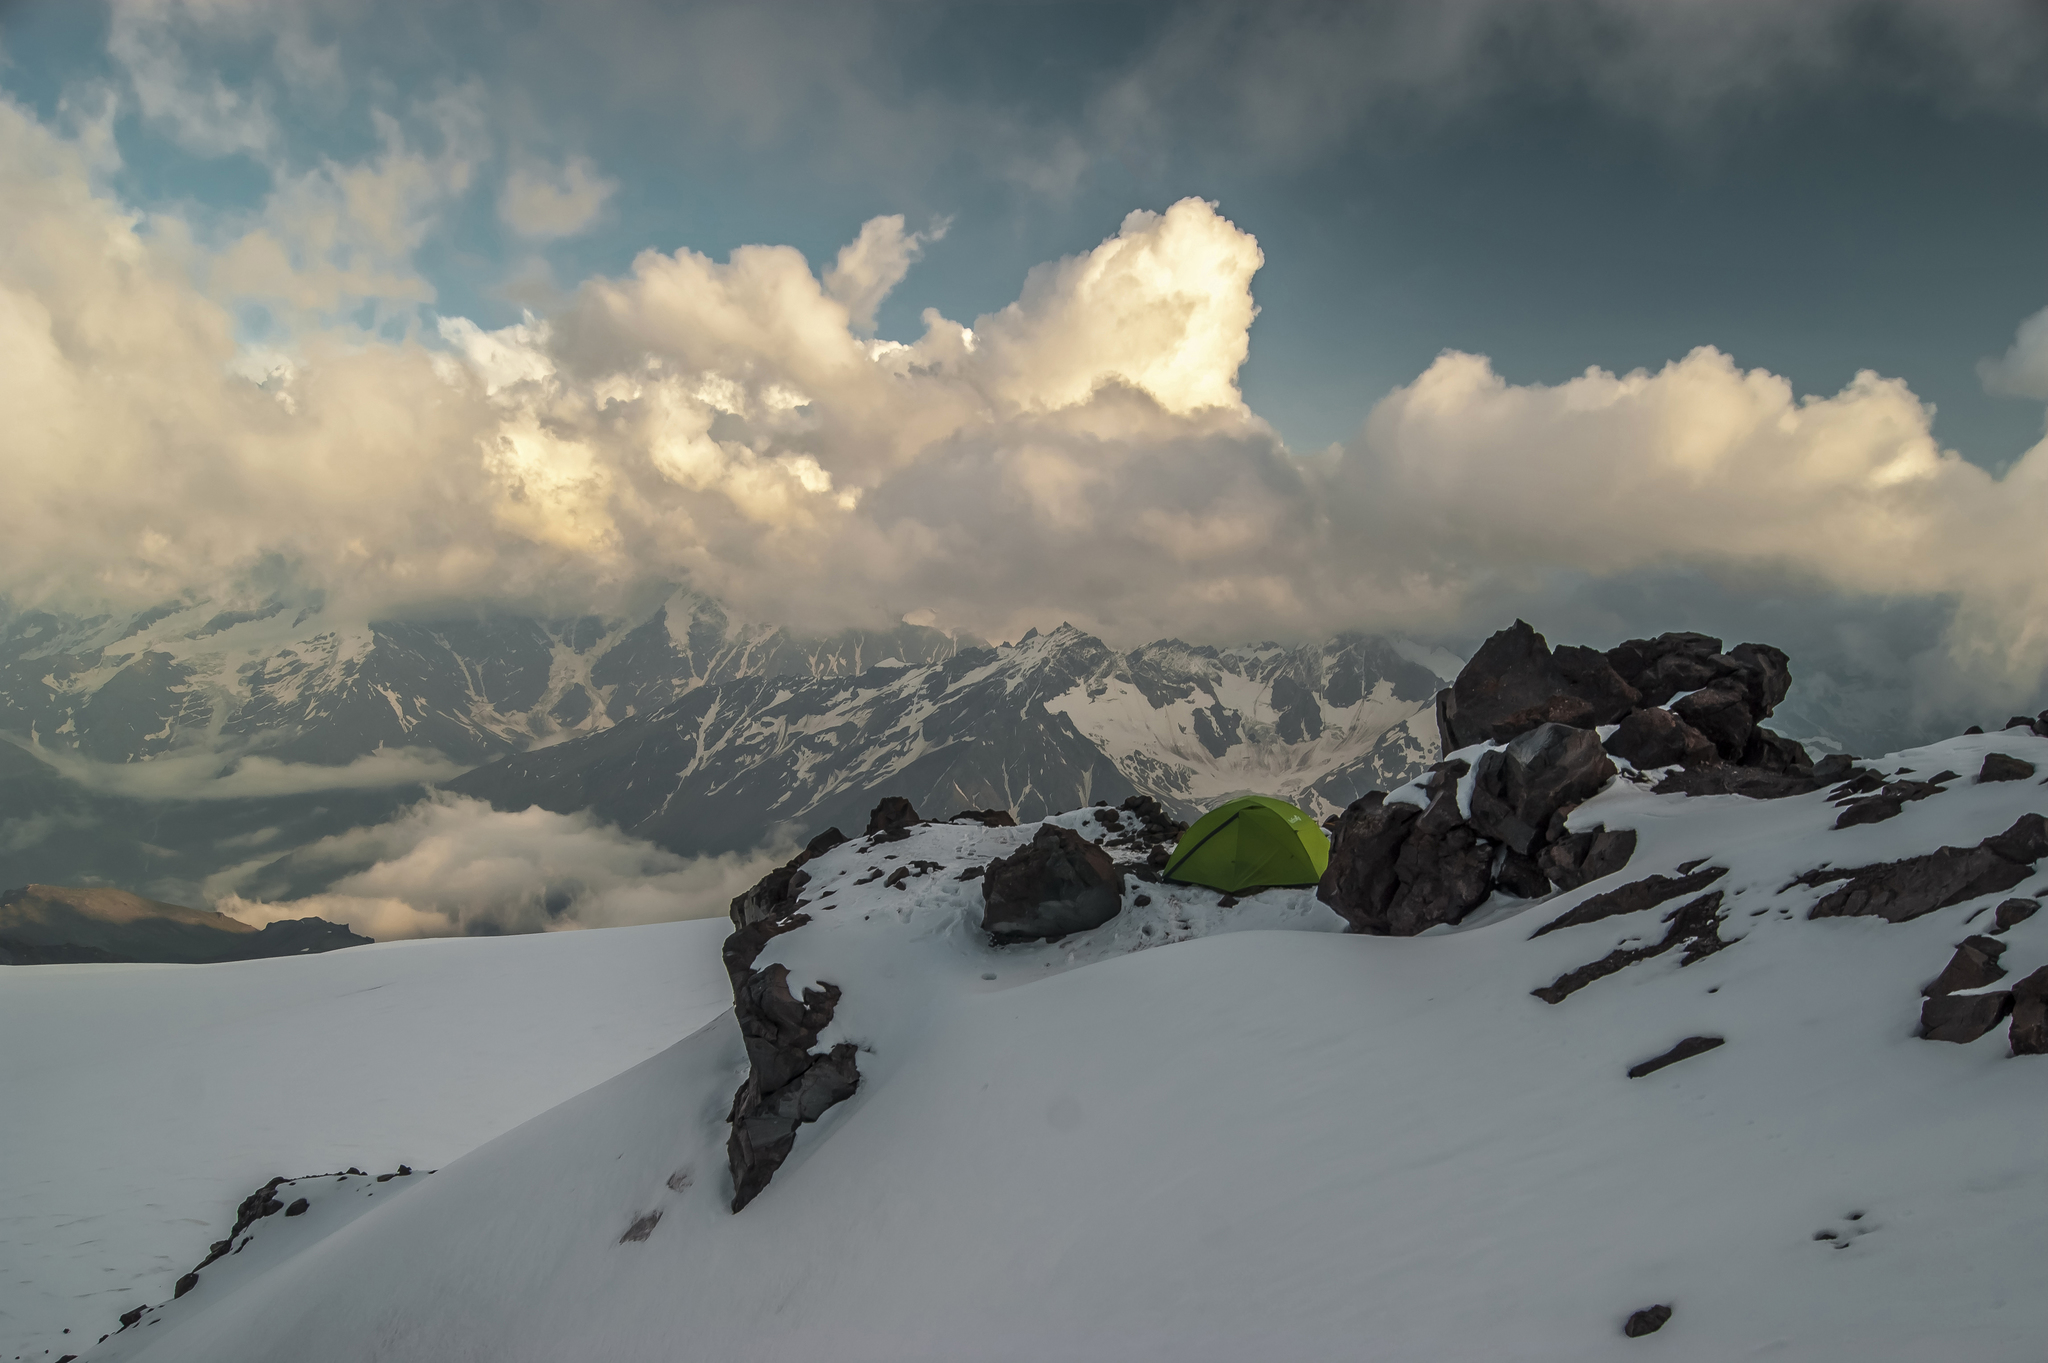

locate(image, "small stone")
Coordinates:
173 1272 198 1299
1623 1304 1673 1337
1132 894 1152 907
1978 752 2036 783
283 1198 309 1216
619 1211 661 1243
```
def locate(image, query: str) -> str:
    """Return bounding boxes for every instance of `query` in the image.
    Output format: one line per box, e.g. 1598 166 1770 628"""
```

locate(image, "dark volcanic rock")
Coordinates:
981 824 1124 943
728 827 848 930
1435 620 1570 751
1468 723 1616 857
1671 684 1754 760
1652 764 1831 800
950 808 1017 827
1317 792 1423 934
1993 898 2039 932
865 796 922 836
1607 632 1728 707
722 909 861 1211
1627 1035 1724 1078
1603 707 1718 770
1385 812 1495 935
1435 621 1639 751
1922 935 2007 997
1532 892 1729 1004
1532 866 1726 938
1741 727 1813 775
2009 967 2048 1055
1978 752 2036 783
1806 815 2048 923
1495 851 1551 899
1538 826 1638 892
1623 1304 1674 1338
1919 990 2013 1044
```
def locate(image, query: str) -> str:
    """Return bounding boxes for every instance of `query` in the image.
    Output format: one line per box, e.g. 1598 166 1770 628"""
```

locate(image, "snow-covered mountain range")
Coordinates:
438 624 1449 863
0 593 1454 897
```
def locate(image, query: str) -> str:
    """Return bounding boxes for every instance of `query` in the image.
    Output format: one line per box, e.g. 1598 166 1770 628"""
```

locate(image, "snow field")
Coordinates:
0 917 734 1360
83 729 2048 1362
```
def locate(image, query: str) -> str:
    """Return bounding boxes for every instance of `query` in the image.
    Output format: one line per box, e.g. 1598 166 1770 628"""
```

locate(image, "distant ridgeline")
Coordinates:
0 885 368 965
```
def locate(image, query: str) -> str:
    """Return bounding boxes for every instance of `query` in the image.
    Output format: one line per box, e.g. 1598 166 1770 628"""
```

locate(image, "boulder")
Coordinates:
865 796 922 836
1606 632 1729 707
980 824 1125 943
2009 967 2048 1056
1537 826 1638 892
1978 752 2036 783
1993 898 2039 932
951 808 1017 827
1435 620 1572 750
1549 645 1643 726
1468 723 1616 857
1741 727 1813 775
1726 642 1793 714
1603 707 1718 770
1383 816 1495 935
1316 793 1424 934
1919 990 2013 1044
1921 935 2007 996
1671 683 1754 761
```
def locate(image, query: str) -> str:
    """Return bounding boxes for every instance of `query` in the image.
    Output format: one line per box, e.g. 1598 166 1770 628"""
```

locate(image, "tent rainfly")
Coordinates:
1160 795 1330 893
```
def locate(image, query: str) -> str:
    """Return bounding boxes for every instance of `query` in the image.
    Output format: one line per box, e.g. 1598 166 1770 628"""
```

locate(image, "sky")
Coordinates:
2 0 2047 724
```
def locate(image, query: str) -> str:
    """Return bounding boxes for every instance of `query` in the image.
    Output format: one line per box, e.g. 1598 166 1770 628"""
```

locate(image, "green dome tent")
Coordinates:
1161 795 1331 893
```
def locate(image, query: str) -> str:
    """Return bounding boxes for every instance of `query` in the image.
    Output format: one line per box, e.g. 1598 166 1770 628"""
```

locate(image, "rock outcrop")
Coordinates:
719 806 908 1211
981 824 1126 943
728 827 849 930
722 910 860 1211
1804 814 2048 924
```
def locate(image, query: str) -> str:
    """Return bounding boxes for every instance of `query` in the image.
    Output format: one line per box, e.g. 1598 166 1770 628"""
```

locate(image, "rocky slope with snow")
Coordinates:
72 627 2048 1363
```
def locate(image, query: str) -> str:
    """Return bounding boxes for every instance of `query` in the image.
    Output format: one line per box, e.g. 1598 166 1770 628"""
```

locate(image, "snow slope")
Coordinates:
0 918 733 1360
81 729 2048 1362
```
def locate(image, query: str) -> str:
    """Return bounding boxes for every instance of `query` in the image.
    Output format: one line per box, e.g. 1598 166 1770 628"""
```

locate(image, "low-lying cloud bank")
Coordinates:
216 794 778 939
3 90 2046 718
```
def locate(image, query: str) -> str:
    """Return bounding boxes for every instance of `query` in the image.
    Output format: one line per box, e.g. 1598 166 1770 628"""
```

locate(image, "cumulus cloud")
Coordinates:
822 214 947 333
2 83 2047 711
215 792 781 938
1981 304 2048 402
499 154 617 240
